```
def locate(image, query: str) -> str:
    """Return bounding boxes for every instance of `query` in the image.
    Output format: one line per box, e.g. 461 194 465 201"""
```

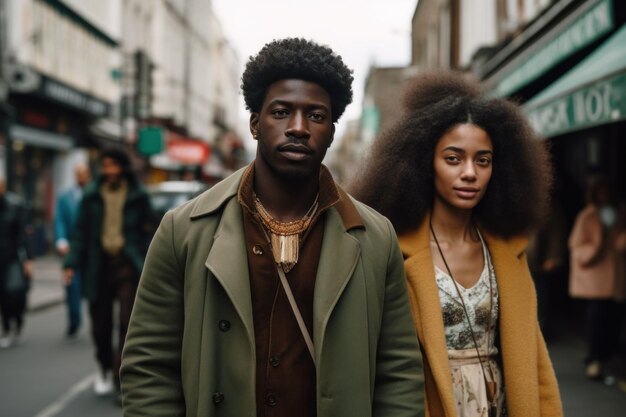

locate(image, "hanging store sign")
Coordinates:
167 138 211 165
526 72 626 137
495 0 614 96
40 76 110 117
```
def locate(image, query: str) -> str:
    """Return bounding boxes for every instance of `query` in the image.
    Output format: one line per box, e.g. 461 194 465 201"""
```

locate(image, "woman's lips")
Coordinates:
454 188 480 198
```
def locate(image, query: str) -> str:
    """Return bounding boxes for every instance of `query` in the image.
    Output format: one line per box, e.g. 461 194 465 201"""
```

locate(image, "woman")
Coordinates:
568 177 626 379
350 71 562 417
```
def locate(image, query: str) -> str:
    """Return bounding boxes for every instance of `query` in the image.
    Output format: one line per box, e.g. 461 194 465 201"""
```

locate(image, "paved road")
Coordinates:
0 304 121 417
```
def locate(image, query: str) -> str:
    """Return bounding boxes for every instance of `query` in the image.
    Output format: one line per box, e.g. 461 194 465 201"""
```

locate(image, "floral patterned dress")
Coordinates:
435 237 507 417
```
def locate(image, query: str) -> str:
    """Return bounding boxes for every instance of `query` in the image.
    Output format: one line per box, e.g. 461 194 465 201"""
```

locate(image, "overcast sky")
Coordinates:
212 0 418 142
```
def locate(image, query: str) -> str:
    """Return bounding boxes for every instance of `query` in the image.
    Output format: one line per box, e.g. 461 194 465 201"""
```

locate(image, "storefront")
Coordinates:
5 71 111 254
470 0 626 322
525 22 626 202
473 0 626 226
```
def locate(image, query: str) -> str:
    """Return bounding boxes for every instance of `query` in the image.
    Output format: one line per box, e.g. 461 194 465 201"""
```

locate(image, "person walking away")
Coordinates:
351 70 562 417
63 149 153 396
120 38 425 417
0 177 33 348
55 163 90 338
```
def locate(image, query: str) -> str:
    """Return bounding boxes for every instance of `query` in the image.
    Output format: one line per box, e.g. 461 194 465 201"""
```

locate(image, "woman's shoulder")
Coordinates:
482 229 529 259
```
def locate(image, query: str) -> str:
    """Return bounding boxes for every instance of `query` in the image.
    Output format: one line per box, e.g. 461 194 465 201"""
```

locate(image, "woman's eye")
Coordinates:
477 157 492 166
445 156 460 163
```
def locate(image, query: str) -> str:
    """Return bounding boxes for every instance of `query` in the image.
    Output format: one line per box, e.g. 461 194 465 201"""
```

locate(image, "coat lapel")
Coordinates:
399 217 458 417
205 198 255 345
483 232 536 415
313 207 361 356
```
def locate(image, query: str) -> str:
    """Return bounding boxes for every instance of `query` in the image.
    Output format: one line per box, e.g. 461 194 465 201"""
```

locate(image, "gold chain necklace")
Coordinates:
254 193 319 273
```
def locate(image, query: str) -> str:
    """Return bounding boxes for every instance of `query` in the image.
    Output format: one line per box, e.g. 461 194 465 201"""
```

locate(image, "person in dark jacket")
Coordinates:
63 149 153 396
0 177 33 348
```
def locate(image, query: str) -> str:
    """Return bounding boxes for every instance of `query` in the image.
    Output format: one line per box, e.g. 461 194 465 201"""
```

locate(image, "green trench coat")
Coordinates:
120 168 425 417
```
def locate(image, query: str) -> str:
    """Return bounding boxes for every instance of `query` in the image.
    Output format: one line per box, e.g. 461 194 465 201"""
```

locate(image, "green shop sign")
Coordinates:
495 0 614 96
527 72 626 137
137 126 164 156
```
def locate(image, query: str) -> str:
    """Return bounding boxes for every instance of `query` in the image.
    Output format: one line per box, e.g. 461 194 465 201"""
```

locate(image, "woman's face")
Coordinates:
433 123 494 211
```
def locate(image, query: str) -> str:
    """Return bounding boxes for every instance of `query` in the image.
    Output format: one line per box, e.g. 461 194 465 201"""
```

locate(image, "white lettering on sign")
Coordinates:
43 79 108 116
573 82 612 124
528 98 569 136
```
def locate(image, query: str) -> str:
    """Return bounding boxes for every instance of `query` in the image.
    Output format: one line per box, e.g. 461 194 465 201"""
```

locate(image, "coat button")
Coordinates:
265 393 278 406
218 320 231 332
252 244 263 255
269 356 280 367
212 391 224 405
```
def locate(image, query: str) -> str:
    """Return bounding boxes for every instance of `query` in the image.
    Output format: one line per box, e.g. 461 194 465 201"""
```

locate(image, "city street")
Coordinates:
0 304 121 417
1 257 625 417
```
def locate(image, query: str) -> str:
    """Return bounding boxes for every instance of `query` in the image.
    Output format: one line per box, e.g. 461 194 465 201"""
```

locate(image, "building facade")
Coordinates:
0 0 240 253
124 0 240 182
0 0 122 254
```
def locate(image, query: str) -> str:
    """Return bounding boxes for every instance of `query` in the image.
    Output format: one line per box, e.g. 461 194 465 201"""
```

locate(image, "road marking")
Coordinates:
32 373 96 417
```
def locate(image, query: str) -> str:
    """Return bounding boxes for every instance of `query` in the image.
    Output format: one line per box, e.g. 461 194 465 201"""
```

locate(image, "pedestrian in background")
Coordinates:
0 177 33 348
55 163 90 339
568 176 626 380
351 70 562 417
63 149 153 397
121 38 424 417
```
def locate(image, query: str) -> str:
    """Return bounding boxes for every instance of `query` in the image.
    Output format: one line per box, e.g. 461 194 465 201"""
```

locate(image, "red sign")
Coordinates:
166 136 211 164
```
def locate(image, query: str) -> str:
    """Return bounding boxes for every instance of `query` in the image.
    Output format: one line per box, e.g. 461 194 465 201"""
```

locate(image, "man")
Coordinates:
63 149 153 396
0 177 33 348
55 163 90 338
121 38 424 417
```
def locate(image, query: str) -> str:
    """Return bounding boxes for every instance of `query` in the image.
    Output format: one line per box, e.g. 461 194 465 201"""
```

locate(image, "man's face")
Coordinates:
101 157 123 185
75 165 90 187
250 79 335 181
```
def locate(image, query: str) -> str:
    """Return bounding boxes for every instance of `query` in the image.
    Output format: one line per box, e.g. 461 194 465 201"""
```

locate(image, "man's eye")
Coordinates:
273 109 289 117
309 112 326 121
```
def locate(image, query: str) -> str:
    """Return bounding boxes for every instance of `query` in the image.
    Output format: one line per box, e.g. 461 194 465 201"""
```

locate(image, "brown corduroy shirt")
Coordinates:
237 164 362 417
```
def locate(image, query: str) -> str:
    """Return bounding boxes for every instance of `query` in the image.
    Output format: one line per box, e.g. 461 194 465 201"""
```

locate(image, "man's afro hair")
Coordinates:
241 38 354 123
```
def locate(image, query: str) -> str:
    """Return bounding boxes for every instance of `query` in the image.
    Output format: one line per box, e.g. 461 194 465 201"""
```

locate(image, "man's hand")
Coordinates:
63 268 74 286
23 260 34 279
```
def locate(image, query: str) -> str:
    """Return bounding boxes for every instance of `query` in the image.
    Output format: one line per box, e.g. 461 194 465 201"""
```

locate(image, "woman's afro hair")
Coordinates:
349 70 553 238
241 38 354 123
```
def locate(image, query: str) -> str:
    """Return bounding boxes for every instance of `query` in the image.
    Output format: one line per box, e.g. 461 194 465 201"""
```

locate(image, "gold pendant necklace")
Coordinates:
254 194 319 273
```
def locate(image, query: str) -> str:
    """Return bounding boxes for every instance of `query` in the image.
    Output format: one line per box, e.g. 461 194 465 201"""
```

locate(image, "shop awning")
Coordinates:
525 23 626 138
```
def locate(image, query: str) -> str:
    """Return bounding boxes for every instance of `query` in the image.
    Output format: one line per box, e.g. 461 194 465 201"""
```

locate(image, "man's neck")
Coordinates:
253 164 320 222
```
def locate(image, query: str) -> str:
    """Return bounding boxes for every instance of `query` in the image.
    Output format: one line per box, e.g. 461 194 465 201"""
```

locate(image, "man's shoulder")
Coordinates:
344 190 389 223
339 191 394 239
167 168 246 223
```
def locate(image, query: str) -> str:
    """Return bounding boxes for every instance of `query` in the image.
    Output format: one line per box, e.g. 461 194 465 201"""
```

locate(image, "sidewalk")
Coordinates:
28 255 65 312
547 331 626 416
